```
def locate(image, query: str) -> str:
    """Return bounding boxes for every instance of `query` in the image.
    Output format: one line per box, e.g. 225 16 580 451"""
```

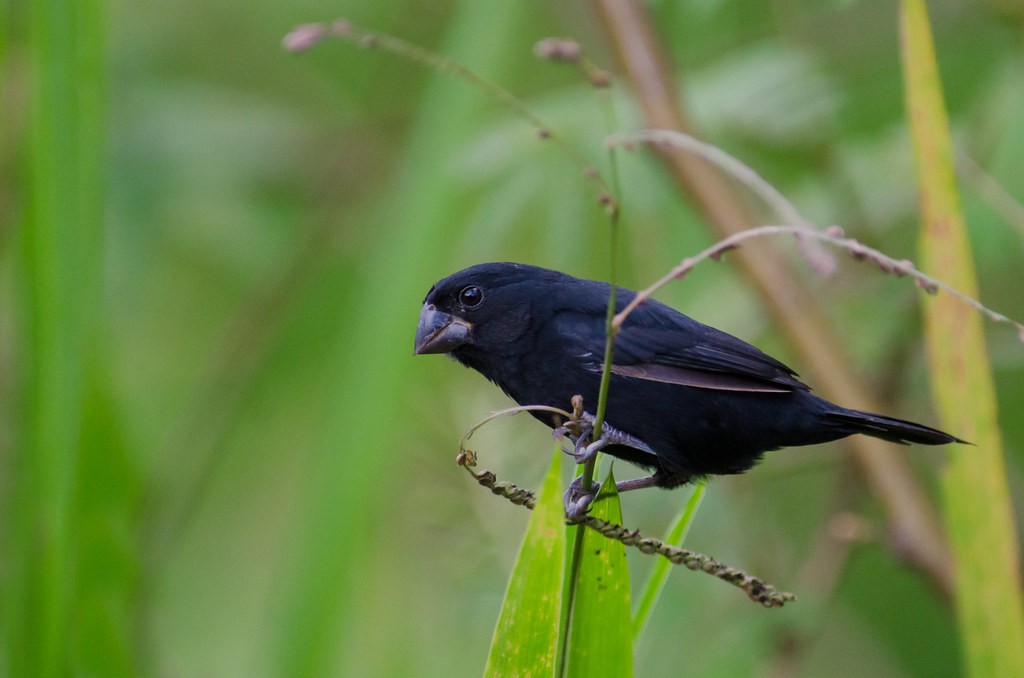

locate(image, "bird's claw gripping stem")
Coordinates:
564 475 601 520
552 411 656 464
553 422 605 464
551 402 660 518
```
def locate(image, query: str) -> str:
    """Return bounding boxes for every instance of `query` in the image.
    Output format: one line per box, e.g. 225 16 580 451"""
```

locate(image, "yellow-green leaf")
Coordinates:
900 1 1024 676
485 451 566 677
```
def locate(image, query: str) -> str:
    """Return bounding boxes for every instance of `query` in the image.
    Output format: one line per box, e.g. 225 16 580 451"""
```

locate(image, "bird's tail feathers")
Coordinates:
826 408 965 446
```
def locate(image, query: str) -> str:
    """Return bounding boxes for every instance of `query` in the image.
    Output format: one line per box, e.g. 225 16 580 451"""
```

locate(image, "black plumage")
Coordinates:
415 262 961 496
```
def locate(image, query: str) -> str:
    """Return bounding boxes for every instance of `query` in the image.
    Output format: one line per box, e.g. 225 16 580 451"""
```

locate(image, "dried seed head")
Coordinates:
915 277 939 295
848 241 868 261
590 69 612 88
534 37 582 62
709 243 739 261
282 24 328 53
331 19 354 37
829 512 872 543
674 259 695 279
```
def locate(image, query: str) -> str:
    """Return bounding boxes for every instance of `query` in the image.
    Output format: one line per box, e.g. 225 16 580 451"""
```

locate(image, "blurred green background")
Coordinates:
2 0 1023 675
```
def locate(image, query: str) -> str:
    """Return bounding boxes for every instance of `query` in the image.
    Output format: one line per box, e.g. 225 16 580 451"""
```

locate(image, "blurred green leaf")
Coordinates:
4 1 1023 675
271 4 547 676
73 366 141 677
900 1 1024 676
632 482 705 642
7 0 108 675
485 451 566 677
566 472 632 677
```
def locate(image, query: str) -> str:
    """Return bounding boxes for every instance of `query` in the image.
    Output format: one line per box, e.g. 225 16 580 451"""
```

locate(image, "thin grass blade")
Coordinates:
7 0 106 674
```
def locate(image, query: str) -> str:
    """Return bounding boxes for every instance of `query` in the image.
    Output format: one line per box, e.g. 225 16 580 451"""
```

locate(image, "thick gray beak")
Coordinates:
414 303 472 355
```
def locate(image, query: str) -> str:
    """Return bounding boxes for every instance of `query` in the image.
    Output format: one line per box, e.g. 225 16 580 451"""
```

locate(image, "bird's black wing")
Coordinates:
611 298 809 392
554 293 808 393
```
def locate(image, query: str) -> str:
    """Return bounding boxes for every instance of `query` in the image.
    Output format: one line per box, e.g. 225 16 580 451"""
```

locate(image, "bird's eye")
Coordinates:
458 285 484 308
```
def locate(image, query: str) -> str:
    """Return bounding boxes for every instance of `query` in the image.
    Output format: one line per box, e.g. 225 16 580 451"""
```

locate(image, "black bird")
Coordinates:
415 262 961 515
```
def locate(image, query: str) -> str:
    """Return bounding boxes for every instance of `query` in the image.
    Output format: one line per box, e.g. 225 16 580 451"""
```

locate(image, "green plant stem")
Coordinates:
557 148 624 678
557 516 587 678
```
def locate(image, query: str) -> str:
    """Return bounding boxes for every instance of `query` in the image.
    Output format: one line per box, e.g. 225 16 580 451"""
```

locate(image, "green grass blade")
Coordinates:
632 482 705 641
900 2 1024 676
566 472 632 677
73 366 141 676
8 0 106 674
485 451 567 677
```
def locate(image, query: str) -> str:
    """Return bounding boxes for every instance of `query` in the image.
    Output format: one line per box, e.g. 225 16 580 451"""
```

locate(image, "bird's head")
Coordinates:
414 262 566 364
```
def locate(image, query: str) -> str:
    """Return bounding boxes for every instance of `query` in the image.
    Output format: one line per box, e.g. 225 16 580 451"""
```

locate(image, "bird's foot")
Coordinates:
552 413 595 463
564 475 601 520
552 420 604 464
552 423 590 458
551 397 587 444
563 474 665 520
553 412 656 464
614 475 661 494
